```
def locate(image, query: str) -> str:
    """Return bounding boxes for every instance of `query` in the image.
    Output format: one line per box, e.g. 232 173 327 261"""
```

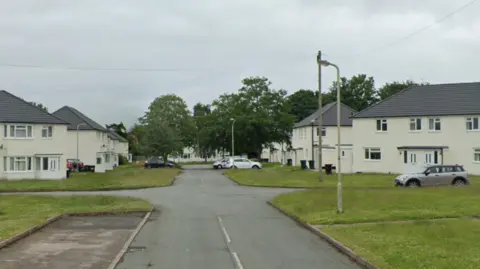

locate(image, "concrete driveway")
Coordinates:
9 165 360 269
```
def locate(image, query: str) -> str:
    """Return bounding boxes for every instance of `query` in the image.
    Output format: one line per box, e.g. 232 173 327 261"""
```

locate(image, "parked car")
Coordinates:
395 164 469 187
144 157 175 168
232 158 262 169
66 158 85 171
213 159 227 169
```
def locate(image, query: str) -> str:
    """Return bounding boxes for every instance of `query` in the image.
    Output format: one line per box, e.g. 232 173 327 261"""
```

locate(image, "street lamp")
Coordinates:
319 59 343 214
230 118 235 157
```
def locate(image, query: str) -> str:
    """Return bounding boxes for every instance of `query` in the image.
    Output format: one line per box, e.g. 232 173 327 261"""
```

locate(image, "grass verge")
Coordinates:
323 219 480 269
0 195 151 240
271 186 480 225
226 167 395 188
0 165 180 192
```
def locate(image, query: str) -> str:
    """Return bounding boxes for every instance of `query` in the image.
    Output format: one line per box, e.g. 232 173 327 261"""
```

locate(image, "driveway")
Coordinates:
8 165 360 269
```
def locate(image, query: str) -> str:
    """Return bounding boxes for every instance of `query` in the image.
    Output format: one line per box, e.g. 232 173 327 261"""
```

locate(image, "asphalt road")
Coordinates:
8 165 361 269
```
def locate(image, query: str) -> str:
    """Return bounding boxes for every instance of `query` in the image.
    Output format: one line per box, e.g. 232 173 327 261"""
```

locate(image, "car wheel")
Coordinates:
252 165 260 169
406 180 420 188
453 178 466 186
214 165 218 169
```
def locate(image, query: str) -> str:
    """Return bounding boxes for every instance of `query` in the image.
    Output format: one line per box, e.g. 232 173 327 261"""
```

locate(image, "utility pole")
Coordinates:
317 50 323 181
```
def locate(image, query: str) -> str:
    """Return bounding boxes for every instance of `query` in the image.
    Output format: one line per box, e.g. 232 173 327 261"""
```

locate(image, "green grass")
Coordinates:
0 195 151 241
271 186 480 225
0 165 180 192
226 167 395 188
323 219 480 269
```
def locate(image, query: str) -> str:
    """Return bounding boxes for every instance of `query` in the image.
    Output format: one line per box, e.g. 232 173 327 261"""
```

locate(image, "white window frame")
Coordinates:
466 117 479 131
41 125 53 138
4 156 32 172
5 124 33 139
409 118 422 131
376 119 388 132
474 148 480 163
428 118 441 132
364 148 381 161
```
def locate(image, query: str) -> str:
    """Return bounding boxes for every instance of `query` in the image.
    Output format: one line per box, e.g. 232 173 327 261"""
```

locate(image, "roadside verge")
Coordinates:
267 201 379 269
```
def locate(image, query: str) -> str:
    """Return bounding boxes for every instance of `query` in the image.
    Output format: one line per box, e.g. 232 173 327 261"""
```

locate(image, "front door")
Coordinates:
425 151 439 166
49 157 59 171
405 152 421 173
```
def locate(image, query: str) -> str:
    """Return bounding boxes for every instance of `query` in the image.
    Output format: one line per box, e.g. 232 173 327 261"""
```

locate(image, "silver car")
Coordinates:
395 165 469 187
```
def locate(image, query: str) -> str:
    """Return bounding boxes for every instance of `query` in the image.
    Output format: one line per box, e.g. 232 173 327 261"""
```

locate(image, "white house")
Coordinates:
52 106 111 173
291 102 357 172
351 82 480 175
260 142 293 164
0 90 69 180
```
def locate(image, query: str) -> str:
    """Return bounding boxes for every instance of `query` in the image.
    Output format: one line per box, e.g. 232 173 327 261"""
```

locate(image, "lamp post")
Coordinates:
230 118 235 156
319 59 343 214
316 51 323 181
76 123 87 160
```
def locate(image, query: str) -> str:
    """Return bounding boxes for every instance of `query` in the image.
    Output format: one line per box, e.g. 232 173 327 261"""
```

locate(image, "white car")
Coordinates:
232 158 262 169
213 159 226 169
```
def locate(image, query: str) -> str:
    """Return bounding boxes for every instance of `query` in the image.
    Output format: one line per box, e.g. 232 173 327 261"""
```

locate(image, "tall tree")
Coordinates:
193 103 216 161
326 74 378 111
139 94 195 160
106 122 128 138
210 76 295 157
377 80 428 101
127 123 145 155
287 89 318 122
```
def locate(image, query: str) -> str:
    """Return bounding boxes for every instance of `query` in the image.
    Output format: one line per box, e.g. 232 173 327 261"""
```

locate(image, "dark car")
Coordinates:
144 158 175 168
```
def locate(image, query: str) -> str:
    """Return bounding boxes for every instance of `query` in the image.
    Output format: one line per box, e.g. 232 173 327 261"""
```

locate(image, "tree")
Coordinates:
193 103 217 161
210 77 296 158
29 102 48 112
106 122 128 138
287 89 318 122
139 94 195 161
377 80 428 101
325 74 378 111
127 123 145 155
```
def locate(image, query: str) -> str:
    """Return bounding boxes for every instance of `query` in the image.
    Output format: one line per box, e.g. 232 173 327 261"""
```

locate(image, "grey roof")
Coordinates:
293 102 357 128
108 130 128 142
52 106 108 131
0 90 68 124
353 82 480 118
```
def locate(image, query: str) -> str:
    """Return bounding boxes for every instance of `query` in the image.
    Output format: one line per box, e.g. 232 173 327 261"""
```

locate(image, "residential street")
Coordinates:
10 166 360 269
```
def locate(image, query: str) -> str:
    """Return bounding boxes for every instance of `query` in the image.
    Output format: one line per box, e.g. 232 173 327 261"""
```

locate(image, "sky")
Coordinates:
0 0 479 128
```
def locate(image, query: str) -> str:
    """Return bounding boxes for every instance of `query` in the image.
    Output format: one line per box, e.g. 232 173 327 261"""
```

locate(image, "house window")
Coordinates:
7 125 33 138
409 118 422 131
376 119 387 132
474 149 480 162
6 157 32 171
35 157 41 171
364 148 381 160
466 117 479 131
315 128 326 136
42 126 53 138
96 157 102 164
428 118 441 131
105 154 110 163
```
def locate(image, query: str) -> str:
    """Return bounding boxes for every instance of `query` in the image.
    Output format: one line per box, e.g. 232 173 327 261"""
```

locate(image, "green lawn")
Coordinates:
323 219 480 269
0 195 151 241
0 165 180 192
226 167 395 188
271 186 480 225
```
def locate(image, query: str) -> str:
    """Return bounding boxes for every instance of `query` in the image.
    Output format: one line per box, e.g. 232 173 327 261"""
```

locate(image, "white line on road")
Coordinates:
232 252 244 269
217 216 231 244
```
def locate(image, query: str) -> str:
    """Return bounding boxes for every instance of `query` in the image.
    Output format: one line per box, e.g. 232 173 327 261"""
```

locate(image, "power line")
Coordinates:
335 0 479 60
0 63 200 72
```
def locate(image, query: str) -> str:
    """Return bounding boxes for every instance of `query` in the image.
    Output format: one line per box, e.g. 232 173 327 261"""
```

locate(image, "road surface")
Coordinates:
115 165 360 269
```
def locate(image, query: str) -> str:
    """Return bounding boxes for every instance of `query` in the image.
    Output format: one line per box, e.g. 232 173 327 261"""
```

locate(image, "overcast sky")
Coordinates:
1 0 479 127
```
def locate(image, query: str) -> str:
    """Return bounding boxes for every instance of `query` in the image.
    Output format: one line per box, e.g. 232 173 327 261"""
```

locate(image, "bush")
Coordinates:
119 155 129 165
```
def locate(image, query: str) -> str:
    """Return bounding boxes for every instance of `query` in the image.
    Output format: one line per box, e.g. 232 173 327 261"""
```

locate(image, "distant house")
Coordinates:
107 130 129 166
52 106 111 173
351 82 480 175
0 90 69 180
291 102 357 172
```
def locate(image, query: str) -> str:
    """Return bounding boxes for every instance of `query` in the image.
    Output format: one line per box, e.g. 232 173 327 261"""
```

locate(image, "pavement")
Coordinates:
4 165 361 269
0 214 144 269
